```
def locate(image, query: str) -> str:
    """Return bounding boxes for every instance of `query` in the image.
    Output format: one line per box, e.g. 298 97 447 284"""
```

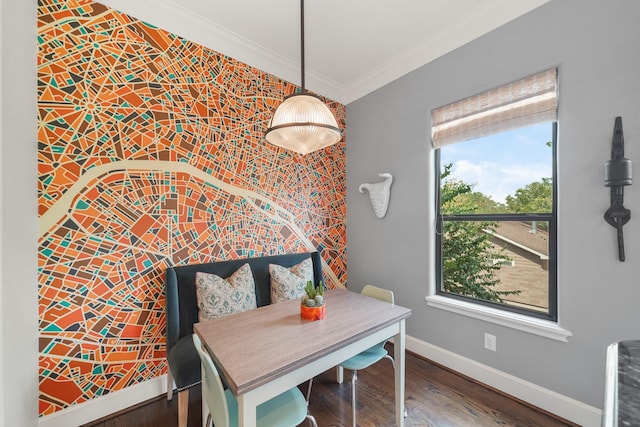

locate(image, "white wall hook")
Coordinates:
359 173 393 219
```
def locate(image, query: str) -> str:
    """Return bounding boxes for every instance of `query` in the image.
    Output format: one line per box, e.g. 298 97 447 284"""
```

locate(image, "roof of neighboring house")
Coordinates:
491 221 549 256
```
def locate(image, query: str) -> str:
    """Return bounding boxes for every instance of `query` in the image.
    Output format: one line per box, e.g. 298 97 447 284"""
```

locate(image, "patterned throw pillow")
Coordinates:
269 257 314 304
195 263 257 321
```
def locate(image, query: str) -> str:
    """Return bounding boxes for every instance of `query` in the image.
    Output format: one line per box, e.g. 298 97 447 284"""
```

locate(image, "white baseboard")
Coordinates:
38 375 168 427
406 335 602 427
38 339 602 427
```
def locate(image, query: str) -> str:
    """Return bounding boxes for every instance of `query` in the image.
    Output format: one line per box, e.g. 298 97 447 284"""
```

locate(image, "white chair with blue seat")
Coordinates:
192 333 318 427
336 285 407 427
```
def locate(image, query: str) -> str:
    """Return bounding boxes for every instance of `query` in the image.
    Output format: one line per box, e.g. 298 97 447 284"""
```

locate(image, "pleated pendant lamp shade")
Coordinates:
265 92 341 155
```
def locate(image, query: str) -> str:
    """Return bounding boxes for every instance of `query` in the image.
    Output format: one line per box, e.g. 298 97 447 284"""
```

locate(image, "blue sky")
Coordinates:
440 122 553 204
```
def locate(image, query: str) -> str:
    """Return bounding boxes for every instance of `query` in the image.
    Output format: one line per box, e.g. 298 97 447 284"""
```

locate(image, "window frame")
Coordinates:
434 122 558 322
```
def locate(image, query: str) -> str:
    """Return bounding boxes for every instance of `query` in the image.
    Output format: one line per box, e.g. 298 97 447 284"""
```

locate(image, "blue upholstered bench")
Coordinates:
164 251 324 427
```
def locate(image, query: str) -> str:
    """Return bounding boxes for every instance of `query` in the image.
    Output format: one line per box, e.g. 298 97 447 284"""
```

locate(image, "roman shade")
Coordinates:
431 68 557 148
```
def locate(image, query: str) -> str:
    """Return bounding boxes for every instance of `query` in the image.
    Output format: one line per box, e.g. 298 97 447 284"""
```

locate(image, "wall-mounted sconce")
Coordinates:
359 173 393 219
604 116 632 261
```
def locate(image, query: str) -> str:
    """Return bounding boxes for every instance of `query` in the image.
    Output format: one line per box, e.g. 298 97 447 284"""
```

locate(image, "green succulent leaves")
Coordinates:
302 280 324 306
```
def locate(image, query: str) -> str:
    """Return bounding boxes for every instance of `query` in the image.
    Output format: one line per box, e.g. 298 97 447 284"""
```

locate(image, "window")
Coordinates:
433 69 557 321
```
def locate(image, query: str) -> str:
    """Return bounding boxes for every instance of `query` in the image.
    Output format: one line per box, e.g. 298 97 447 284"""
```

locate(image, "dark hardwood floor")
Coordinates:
83 345 578 427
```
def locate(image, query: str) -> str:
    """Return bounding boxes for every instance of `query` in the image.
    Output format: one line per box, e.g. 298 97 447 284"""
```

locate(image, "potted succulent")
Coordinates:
300 281 326 320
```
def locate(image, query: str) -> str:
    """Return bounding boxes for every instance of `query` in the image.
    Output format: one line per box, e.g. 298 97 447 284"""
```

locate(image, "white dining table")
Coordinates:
194 288 412 427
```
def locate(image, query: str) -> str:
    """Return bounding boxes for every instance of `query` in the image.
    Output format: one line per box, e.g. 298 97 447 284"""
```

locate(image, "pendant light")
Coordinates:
265 0 342 155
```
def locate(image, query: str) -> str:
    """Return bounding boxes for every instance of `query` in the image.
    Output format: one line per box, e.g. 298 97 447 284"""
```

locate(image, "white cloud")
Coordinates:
451 160 550 204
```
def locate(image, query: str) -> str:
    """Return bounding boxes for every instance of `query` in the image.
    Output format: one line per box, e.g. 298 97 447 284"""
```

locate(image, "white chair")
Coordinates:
337 285 405 427
192 334 318 427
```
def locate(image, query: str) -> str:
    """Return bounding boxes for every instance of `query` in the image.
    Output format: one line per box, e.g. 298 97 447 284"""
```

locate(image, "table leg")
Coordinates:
201 365 207 427
237 394 257 427
336 365 344 384
394 320 406 427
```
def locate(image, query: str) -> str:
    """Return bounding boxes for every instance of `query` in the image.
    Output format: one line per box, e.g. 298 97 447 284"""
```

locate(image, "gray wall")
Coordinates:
346 0 639 409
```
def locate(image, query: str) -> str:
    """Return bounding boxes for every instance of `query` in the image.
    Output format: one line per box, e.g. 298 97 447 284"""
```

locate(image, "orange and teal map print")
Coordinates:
38 0 346 416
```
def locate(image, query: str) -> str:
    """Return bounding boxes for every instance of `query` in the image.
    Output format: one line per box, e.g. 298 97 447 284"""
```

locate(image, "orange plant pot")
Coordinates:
300 303 326 321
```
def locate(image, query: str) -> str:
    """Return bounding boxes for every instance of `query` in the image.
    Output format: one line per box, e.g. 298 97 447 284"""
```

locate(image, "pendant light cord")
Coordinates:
300 0 305 92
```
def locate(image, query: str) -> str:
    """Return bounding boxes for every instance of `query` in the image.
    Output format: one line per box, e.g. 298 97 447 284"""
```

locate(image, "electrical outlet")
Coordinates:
484 333 497 351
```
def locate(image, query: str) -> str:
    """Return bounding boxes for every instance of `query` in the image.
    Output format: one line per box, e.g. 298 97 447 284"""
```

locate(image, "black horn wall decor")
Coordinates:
604 116 632 261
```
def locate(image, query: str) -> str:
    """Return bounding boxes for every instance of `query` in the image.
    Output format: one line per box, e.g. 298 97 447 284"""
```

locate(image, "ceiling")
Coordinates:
99 0 550 104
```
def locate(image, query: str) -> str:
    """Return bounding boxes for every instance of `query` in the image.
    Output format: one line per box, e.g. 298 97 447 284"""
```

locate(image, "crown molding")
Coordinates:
343 0 550 103
98 0 345 102
98 0 550 105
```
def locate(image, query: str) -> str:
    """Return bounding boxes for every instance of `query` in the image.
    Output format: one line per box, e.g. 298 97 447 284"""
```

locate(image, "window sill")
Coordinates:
425 295 572 342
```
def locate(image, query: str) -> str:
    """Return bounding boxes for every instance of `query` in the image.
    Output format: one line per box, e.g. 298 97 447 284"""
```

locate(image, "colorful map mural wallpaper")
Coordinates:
37 0 346 416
